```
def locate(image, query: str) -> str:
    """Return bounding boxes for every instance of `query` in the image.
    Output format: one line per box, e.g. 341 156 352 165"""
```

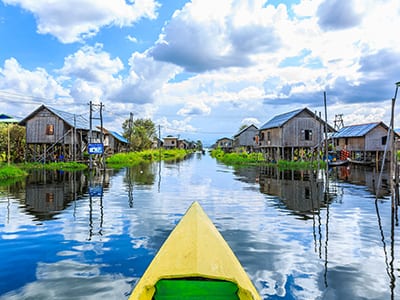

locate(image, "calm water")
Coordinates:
0 153 399 299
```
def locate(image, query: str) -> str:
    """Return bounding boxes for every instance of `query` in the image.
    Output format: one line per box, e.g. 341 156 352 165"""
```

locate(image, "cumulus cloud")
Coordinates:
59 44 123 83
107 52 180 104
0 57 68 102
317 0 363 31
177 101 211 116
3 0 160 43
149 0 282 72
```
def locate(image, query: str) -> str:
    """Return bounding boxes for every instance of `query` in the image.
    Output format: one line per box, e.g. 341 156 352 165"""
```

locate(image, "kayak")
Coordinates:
129 201 261 300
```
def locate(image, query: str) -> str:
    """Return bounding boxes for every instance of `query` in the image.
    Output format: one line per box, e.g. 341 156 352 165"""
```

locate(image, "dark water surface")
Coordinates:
0 153 399 299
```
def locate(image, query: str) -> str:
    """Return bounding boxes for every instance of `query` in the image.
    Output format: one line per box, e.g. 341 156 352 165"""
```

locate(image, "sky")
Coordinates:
0 0 399 146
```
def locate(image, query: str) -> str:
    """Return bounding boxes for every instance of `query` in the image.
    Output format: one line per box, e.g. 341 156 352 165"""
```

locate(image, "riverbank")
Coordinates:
210 148 326 170
0 149 191 180
106 149 190 167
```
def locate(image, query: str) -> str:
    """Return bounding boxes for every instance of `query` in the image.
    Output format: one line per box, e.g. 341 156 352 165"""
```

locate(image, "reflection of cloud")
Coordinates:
0 260 133 300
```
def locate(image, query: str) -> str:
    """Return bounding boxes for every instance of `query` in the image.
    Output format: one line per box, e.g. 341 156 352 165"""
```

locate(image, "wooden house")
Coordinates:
233 124 259 152
98 127 129 155
178 139 189 149
215 137 233 152
163 135 179 149
151 137 163 149
19 105 100 162
259 108 334 161
331 122 399 163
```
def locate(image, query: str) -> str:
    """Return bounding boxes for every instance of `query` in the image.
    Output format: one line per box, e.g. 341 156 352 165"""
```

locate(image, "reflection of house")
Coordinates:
163 135 178 149
233 125 259 152
19 105 100 162
259 108 334 161
258 168 328 213
332 165 390 196
24 170 88 220
331 122 398 163
98 127 129 155
216 137 233 152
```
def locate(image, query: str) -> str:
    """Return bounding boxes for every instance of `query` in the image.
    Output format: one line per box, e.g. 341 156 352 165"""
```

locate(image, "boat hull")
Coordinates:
129 201 260 300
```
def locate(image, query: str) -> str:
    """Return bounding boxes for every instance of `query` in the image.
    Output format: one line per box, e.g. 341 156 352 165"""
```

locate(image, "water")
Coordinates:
0 153 399 299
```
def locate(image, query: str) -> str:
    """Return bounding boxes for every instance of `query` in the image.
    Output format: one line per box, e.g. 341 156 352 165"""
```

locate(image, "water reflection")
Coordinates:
329 165 391 197
232 163 398 299
0 156 399 299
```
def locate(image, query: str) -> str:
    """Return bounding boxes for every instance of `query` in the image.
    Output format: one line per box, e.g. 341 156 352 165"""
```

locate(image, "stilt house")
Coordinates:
258 108 335 161
19 105 100 162
233 124 259 152
98 127 129 155
331 122 399 163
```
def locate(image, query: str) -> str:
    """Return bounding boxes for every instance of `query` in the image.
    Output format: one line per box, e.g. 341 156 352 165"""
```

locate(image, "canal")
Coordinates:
0 152 399 299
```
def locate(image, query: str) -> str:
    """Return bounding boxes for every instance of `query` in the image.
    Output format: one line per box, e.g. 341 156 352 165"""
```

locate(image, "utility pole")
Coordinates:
88 101 105 169
128 112 133 151
89 101 93 170
158 124 161 148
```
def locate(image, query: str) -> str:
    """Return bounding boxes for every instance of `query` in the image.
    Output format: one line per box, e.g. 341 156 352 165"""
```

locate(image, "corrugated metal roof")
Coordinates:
47 106 90 130
234 124 258 138
260 109 303 130
332 122 380 138
0 114 19 123
109 131 129 144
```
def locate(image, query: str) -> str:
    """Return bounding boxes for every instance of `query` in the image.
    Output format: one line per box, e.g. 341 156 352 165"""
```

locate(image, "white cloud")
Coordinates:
3 0 160 43
0 57 70 105
177 101 211 116
59 44 123 83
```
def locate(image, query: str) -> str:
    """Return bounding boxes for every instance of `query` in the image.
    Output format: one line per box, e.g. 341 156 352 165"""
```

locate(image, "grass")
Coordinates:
20 161 88 171
210 148 326 170
0 165 28 181
106 149 189 167
0 149 190 181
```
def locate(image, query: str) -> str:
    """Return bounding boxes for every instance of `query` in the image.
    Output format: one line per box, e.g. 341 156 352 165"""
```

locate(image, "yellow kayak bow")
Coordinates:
129 201 260 300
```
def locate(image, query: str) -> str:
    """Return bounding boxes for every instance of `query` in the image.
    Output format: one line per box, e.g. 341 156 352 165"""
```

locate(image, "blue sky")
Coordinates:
0 0 399 145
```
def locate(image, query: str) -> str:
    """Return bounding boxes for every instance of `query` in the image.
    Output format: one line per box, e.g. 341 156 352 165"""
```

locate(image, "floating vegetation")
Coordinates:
210 148 326 170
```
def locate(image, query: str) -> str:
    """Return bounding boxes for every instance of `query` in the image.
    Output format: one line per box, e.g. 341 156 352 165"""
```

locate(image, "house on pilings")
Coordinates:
331 122 400 164
19 105 101 162
258 108 335 161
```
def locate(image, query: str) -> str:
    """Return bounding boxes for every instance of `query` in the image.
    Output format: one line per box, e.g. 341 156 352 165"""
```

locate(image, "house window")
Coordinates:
382 136 387 145
304 129 312 141
46 124 54 135
260 132 265 141
267 131 271 141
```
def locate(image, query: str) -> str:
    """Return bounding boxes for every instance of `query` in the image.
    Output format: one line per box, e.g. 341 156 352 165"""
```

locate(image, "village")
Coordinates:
215 107 399 167
0 104 201 165
0 104 399 169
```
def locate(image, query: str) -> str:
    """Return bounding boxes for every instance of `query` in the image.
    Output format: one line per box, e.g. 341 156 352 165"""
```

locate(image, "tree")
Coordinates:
196 140 203 151
0 124 26 163
122 118 156 151
238 124 248 132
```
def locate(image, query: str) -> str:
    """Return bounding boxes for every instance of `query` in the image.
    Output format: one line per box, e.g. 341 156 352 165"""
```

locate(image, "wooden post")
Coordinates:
7 124 10 165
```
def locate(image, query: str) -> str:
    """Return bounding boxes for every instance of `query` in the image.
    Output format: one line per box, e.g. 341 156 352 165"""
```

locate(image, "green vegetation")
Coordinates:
211 148 265 165
210 148 326 170
122 118 157 151
0 149 190 181
0 123 26 163
106 149 189 167
21 161 88 171
0 165 28 182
